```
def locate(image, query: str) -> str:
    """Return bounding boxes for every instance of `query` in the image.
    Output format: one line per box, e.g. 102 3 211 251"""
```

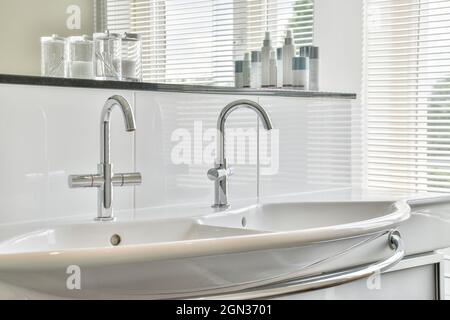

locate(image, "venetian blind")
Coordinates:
364 0 450 192
95 0 314 85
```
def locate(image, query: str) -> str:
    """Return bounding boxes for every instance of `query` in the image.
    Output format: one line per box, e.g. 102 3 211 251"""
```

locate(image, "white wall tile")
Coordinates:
0 85 135 223
0 86 47 223
258 96 355 198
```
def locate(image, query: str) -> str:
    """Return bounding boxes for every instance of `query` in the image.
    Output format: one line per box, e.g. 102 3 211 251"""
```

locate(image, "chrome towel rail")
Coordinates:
198 230 404 300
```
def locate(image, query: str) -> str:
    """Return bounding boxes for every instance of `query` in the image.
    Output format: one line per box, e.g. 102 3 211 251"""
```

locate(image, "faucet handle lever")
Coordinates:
69 174 103 188
69 173 142 188
113 172 142 187
207 167 234 181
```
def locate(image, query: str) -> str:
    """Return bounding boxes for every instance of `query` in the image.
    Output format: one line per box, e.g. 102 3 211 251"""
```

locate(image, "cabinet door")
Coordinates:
272 261 442 300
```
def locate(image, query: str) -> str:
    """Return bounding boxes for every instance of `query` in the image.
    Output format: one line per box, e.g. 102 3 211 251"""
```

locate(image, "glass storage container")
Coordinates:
67 35 94 79
121 33 142 82
41 35 66 77
93 31 122 80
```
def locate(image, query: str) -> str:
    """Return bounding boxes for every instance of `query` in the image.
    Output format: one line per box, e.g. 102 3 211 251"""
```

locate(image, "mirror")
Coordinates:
0 0 316 87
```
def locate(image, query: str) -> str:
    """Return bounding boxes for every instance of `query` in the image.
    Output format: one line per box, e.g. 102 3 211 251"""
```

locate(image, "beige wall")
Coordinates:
0 0 94 76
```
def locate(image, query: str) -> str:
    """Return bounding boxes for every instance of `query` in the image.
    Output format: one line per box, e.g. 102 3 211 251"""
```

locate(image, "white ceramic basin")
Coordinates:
0 200 410 299
200 201 408 234
0 219 262 254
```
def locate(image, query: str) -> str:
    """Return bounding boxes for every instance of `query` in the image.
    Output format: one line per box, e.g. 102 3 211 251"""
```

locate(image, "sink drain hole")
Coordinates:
110 234 122 246
241 217 247 228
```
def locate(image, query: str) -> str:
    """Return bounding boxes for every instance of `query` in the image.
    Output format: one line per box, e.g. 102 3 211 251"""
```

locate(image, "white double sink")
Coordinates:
0 200 410 299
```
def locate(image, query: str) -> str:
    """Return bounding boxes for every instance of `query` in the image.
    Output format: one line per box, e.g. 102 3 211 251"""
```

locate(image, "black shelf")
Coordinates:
0 74 357 99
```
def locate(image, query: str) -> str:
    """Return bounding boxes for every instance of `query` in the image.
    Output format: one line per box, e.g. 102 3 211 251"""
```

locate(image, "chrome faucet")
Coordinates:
207 99 273 209
69 95 142 221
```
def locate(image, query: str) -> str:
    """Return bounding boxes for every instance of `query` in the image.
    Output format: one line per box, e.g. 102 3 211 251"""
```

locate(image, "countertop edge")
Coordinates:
0 74 357 99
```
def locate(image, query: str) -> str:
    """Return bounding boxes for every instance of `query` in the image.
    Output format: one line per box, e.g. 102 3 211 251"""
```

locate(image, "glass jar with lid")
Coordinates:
93 31 122 80
41 34 66 77
121 33 142 82
67 35 94 79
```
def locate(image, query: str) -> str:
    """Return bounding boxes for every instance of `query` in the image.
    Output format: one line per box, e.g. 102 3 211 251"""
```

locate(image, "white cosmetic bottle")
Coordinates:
261 31 273 88
269 50 277 88
251 51 262 89
243 53 251 88
235 60 244 88
276 48 283 88
292 56 309 90
308 46 319 91
283 30 296 87
300 46 319 91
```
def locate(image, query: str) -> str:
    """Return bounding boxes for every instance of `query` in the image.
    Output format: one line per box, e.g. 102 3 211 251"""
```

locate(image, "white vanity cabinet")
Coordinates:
271 253 444 300
441 250 450 300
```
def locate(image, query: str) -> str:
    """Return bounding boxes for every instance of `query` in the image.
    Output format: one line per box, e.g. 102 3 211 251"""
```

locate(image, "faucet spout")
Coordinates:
217 99 273 164
101 95 136 164
209 99 274 209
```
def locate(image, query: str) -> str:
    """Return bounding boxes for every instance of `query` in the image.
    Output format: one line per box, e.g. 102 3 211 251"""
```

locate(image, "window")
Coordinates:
95 0 314 86
363 0 450 192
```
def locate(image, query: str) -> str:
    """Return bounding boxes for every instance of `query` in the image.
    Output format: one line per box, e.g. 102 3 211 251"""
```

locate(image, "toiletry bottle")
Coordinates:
283 30 296 87
292 56 309 90
243 53 251 88
300 46 319 91
269 50 277 88
235 60 244 88
276 48 283 88
261 32 273 88
251 51 262 89
308 46 319 91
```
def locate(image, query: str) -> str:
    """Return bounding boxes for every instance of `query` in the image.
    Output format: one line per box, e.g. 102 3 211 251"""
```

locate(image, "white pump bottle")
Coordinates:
283 30 296 87
261 32 273 88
